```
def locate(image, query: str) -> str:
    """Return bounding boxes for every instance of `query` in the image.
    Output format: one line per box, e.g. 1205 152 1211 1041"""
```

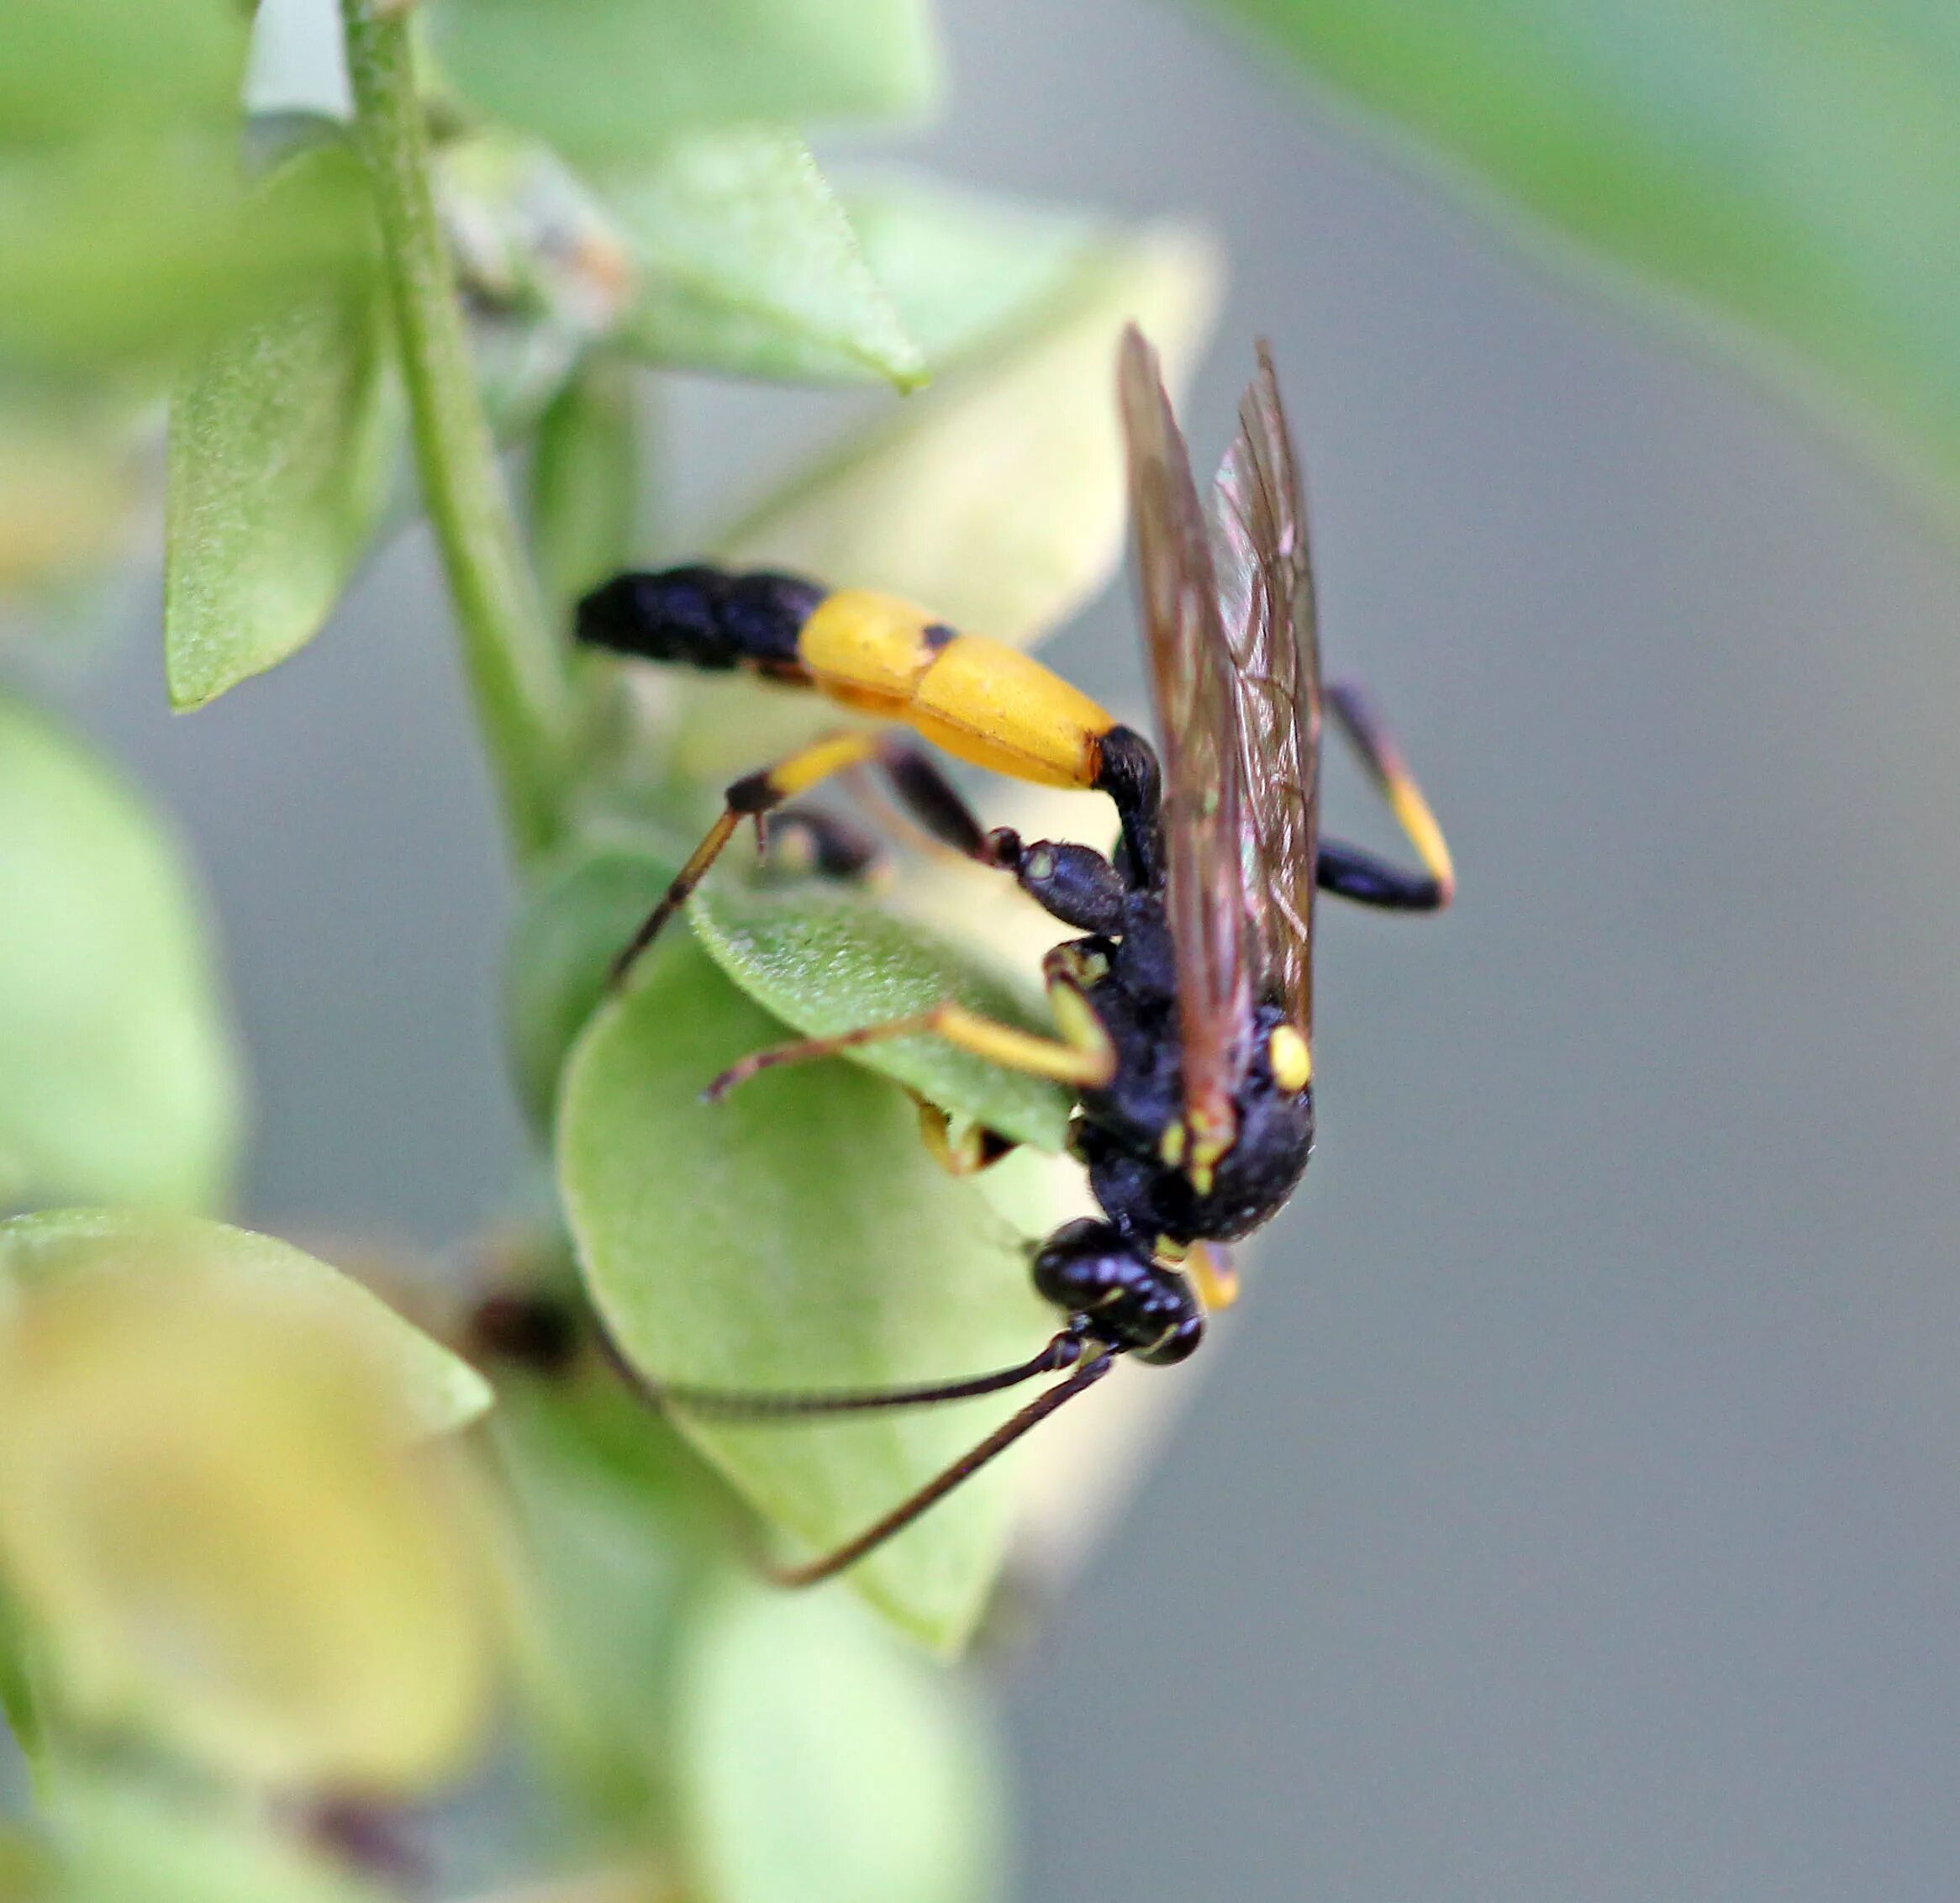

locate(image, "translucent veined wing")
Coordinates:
1117 324 1253 1155
1208 341 1320 1043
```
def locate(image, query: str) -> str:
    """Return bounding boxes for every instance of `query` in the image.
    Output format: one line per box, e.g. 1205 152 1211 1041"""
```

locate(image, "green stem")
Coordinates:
340 0 572 861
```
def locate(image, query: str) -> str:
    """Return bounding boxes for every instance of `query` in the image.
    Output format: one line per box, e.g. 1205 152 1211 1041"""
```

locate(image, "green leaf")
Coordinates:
1194 0 1960 514
713 225 1223 646
0 0 246 147
690 878 1072 1154
46 1772 391 1903
0 134 373 376
844 177 1098 372
608 125 924 390
0 698 241 1213
430 0 939 170
0 1210 493 1439
530 356 644 614
556 939 1057 1651
676 1579 1004 1903
166 266 396 710
504 839 682 1130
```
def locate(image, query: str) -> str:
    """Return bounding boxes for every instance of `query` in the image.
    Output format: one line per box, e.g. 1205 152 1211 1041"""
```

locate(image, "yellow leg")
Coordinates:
914 1100 1017 1176
703 993 1116 1104
609 730 885 986
1323 681 1456 909
1185 1240 1239 1312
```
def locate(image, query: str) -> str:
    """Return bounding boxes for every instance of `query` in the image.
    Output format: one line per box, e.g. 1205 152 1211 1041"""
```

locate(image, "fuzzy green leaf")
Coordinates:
0 699 240 1213
0 0 246 147
0 134 373 377
431 0 939 170
530 356 644 614
845 178 1097 372
676 1579 1004 1903
0 1210 493 1439
557 939 1057 1650
1196 0 1960 514
608 126 923 390
166 268 396 709
713 226 1222 646
690 878 1072 1154
504 840 681 1129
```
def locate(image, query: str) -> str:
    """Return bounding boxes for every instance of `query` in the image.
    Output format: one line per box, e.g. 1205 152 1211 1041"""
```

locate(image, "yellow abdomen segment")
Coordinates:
798 589 942 709
911 635 1111 787
798 591 1114 791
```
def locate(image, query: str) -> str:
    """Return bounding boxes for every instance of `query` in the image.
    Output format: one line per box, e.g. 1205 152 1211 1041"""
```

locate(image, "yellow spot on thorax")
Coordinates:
1184 1101 1236 1198
1268 1023 1311 1094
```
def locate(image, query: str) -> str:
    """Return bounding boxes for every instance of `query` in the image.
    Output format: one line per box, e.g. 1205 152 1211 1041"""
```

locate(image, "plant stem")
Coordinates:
340 0 572 861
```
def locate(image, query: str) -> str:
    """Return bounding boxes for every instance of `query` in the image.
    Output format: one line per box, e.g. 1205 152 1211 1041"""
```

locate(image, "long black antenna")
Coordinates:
601 1324 1090 1421
770 1348 1119 1588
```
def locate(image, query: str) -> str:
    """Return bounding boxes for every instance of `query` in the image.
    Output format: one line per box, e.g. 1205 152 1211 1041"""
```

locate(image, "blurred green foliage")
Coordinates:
0 704 240 1213
1198 0 1960 509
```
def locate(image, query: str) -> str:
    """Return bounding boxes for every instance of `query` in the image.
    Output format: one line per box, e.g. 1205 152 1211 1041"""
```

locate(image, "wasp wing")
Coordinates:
1118 325 1254 1147
1208 341 1319 1045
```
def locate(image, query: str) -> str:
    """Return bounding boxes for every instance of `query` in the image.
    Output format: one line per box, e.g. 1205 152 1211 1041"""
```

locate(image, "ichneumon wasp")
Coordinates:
572 327 1455 1585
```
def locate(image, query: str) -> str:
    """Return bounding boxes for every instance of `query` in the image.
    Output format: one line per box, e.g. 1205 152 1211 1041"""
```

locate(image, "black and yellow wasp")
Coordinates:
573 327 1454 1584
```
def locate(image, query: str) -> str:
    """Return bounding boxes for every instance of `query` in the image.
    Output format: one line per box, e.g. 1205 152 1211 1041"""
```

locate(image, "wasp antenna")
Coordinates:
601 1326 1090 1421
769 1349 1119 1589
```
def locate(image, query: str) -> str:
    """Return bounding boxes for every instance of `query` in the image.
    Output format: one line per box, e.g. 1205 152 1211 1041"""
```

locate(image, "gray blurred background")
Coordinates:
60 0 1960 1895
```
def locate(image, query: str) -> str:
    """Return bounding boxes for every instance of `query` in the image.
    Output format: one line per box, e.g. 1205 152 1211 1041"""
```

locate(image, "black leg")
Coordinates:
764 806 886 884
872 741 1133 936
1319 679 1456 913
873 743 996 861
1317 839 1447 911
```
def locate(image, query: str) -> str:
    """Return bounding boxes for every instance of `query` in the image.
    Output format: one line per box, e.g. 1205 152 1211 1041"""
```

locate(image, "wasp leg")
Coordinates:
914 1099 1020 1176
703 961 1117 1103
1318 680 1456 912
866 741 1143 939
608 731 886 986
860 743 1145 938
1185 1240 1239 1312
863 743 999 862
764 806 887 885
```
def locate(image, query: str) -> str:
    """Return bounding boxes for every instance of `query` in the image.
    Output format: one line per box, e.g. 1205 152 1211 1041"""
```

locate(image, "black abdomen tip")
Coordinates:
574 565 822 671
